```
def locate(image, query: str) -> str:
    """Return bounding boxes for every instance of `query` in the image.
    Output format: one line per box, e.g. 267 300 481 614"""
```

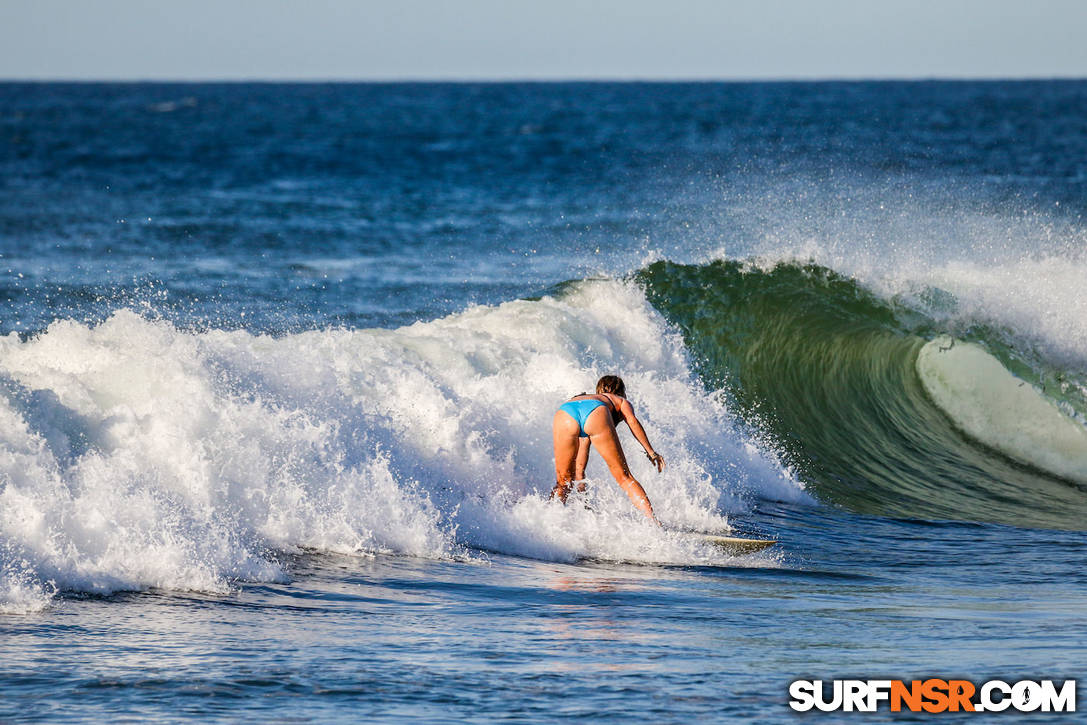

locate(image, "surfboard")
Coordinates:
696 533 777 555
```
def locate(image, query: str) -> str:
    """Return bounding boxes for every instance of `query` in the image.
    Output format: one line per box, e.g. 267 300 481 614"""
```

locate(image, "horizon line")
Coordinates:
3 74 1086 84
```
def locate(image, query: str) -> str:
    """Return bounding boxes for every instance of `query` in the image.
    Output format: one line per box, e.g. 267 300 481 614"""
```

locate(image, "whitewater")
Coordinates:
0 281 805 612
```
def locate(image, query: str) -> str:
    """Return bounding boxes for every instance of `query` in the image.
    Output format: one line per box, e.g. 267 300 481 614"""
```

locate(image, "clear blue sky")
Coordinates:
2 0 1085 80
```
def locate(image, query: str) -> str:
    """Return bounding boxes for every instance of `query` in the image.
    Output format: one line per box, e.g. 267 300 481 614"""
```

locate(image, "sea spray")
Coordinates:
0 281 800 609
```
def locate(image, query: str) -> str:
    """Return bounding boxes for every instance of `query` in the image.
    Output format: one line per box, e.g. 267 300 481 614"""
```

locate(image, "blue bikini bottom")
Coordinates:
559 399 607 438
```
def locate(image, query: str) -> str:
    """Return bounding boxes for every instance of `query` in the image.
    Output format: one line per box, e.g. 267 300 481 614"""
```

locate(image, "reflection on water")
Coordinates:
2 505 1086 721
544 573 664 674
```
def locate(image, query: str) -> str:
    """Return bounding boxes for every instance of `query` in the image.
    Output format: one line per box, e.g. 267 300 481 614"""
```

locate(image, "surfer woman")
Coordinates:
551 375 665 524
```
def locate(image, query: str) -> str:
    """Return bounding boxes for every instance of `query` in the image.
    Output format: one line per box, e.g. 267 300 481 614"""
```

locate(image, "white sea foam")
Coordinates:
0 280 802 610
896 255 1087 370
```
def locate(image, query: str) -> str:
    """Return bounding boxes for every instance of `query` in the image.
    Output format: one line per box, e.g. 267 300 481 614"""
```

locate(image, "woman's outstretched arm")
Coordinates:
618 399 665 472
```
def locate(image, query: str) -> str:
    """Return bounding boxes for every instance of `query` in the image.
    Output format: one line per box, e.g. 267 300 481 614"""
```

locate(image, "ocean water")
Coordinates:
1 81 1086 722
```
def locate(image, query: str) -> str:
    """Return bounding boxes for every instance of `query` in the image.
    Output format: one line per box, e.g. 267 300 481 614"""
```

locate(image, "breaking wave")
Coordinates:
0 281 800 611
639 257 1087 530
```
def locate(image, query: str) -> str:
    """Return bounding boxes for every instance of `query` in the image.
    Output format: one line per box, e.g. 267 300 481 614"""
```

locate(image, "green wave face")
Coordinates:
638 260 1087 530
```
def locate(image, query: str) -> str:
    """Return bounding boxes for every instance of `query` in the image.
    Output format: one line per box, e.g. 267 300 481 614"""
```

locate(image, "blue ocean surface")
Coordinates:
1 81 1086 722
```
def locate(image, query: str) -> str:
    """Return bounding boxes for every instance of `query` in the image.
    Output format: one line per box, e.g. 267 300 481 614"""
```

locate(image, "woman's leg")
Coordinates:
551 410 580 502
574 437 591 491
583 408 659 524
